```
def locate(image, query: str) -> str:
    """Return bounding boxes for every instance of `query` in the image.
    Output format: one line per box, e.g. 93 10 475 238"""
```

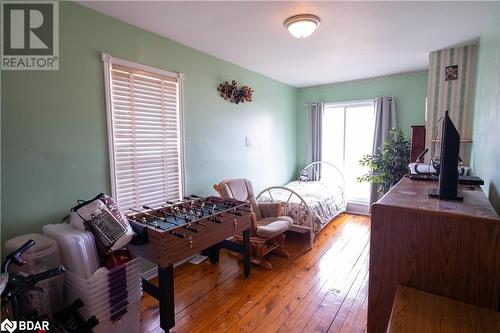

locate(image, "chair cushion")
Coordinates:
218 179 262 220
255 216 293 239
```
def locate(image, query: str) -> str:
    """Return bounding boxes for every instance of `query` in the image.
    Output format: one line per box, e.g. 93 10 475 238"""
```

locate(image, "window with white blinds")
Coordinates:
102 53 184 210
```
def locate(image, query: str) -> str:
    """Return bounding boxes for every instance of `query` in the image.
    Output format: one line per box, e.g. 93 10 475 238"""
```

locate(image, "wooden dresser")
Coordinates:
368 177 500 333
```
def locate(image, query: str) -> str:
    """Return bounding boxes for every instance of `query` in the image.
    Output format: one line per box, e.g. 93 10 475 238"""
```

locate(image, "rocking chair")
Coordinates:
213 178 292 269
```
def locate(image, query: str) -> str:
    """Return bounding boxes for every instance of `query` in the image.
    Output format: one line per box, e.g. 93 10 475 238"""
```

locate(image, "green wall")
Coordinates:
471 3 500 213
296 72 428 167
1 2 298 246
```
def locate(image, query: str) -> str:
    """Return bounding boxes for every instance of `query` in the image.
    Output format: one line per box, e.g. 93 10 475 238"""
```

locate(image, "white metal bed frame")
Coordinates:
256 161 346 250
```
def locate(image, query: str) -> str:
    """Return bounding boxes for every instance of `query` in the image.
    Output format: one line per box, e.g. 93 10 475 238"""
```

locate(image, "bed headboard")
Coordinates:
300 161 345 188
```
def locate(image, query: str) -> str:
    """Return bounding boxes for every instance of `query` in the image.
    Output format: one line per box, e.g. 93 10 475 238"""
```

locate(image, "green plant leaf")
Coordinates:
357 128 410 193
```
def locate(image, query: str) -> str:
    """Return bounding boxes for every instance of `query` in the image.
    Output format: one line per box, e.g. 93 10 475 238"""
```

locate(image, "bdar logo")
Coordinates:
0 319 17 333
0 319 49 332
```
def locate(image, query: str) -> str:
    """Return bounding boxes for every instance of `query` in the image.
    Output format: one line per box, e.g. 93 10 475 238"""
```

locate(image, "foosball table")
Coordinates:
126 195 252 332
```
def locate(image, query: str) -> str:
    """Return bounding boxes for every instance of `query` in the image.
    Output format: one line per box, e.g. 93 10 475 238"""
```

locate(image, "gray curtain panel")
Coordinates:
370 96 397 208
307 102 324 181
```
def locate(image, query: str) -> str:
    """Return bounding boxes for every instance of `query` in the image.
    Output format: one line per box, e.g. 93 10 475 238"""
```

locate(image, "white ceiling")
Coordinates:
79 1 494 88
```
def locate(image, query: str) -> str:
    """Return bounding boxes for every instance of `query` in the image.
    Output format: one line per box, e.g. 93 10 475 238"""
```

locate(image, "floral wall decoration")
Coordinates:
217 80 254 104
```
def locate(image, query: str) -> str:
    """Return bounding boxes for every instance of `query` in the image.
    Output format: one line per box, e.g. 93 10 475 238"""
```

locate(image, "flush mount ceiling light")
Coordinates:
284 14 320 39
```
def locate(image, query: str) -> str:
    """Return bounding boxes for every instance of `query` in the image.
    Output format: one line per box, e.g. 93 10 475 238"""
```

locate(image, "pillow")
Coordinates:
299 170 309 182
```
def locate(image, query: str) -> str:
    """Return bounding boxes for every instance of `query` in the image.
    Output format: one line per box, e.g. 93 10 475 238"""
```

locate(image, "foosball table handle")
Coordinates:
208 217 222 224
170 231 186 238
185 226 199 233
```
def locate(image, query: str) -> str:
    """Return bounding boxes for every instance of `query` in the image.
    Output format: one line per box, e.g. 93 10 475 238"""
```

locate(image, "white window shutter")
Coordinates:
102 54 184 210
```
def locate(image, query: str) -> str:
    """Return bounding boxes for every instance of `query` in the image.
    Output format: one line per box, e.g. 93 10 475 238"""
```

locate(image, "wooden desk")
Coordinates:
368 177 500 333
387 286 500 333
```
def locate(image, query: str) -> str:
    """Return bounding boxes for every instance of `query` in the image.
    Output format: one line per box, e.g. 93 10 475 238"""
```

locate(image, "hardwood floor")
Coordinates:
140 213 371 332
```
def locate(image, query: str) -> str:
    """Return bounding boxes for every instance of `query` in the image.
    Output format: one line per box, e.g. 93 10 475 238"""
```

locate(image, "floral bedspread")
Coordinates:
259 180 346 233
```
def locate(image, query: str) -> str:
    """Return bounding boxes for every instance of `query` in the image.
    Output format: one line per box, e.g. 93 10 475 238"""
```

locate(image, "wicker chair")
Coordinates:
213 178 292 269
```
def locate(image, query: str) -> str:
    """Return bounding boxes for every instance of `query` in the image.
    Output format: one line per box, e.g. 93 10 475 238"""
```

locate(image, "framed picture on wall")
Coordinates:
445 65 459 81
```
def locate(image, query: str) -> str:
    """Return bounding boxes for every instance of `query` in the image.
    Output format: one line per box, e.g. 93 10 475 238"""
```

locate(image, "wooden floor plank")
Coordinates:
337 275 369 333
176 216 354 333
140 213 370 333
278 219 370 333
249 220 370 333
300 242 369 333
227 216 369 332
179 215 354 332
327 256 369 333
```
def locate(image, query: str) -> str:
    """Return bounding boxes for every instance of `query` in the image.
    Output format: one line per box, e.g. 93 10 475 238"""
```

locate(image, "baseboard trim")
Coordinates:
346 211 371 217
346 202 371 215
142 267 158 280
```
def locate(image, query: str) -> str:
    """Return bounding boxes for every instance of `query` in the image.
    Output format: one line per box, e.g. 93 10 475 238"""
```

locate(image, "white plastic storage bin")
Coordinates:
92 299 140 333
42 223 100 279
64 278 141 309
5 233 64 317
64 269 141 298
64 258 142 333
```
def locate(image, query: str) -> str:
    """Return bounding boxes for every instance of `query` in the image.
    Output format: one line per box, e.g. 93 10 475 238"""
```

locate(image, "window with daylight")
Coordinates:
102 53 185 210
322 100 375 204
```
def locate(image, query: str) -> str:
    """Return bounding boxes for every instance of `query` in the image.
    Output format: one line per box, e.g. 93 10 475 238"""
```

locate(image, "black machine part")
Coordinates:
1 239 35 274
1 240 99 332
409 174 484 186
51 299 100 333
1 240 66 321
8 266 66 295
130 220 149 245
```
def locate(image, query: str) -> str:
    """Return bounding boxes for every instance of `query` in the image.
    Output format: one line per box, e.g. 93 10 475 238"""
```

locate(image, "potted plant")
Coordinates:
357 128 410 193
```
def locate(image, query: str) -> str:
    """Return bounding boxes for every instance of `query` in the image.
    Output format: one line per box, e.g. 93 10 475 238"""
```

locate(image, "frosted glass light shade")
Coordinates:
284 14 320 39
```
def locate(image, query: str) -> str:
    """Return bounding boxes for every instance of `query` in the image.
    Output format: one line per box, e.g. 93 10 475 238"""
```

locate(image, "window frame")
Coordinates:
101 52 186 205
